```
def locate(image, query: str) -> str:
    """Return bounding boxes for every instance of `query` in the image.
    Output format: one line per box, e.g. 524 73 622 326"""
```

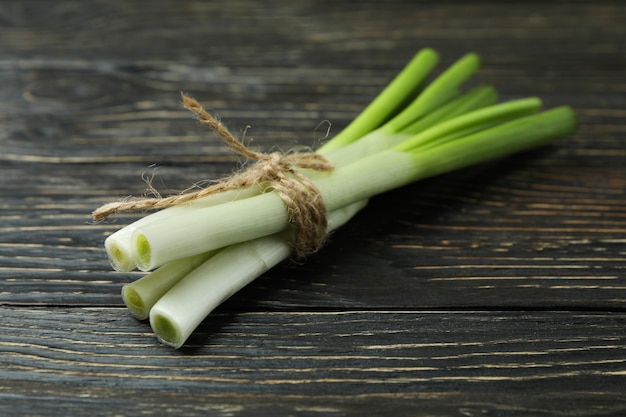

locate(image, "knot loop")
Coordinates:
93 93 334 258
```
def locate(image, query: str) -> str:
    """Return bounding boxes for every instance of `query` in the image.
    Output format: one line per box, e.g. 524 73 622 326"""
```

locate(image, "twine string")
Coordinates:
93 93 334 258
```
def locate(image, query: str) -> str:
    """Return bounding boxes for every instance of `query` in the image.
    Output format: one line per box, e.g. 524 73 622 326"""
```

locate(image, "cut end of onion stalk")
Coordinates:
121 286 147 320
108 244 130 271
151 311 184 348
104 234 136 272
134 233 152 271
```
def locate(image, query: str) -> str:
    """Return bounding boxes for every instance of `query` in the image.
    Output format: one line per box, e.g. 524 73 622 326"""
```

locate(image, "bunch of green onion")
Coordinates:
99 48 576 348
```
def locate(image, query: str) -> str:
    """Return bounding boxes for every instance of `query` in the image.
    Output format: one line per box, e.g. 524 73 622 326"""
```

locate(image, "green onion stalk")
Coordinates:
97 48 577 348
104 48 473 272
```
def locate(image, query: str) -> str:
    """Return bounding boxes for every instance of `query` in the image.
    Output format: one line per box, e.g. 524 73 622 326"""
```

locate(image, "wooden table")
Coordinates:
2 1 625 415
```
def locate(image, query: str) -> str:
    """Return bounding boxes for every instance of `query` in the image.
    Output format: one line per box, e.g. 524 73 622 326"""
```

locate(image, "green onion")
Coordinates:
105 49 481 272
103 48 442 272
97 48 577 348
130 98 567 271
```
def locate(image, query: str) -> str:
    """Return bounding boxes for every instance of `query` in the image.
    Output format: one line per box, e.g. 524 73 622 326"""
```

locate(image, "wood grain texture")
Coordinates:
2 307 626 416
1 0 625 415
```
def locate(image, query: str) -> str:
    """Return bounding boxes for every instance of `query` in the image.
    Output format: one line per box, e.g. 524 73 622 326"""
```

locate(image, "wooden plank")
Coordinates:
1 307 625 416
2 155 625 309
1 1 625 415
5 380 624 417
1 45 625 310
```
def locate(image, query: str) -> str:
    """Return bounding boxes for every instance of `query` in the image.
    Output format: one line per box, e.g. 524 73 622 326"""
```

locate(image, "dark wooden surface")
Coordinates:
1 1 625 416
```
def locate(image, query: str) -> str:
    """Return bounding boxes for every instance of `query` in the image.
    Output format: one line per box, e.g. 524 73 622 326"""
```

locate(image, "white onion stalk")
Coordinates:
104 187 261 272
149 200 368 348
